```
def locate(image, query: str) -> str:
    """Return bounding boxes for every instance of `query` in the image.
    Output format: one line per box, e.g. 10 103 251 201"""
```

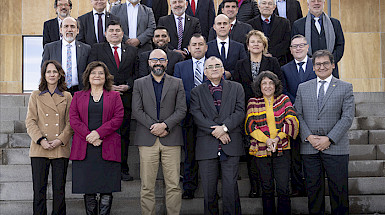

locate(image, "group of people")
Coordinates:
25 0 354 214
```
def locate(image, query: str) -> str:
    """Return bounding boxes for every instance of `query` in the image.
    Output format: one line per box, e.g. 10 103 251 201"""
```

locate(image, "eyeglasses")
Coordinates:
57 3 70 7
314 61 331 69
149 58 167 63
205 64 223 70
290 43 307 49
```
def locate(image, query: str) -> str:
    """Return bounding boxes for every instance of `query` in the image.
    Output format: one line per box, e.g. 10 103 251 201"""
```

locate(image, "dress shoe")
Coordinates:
291 190 306 197
182 190 195 199
121 171 134 181
248 190 259 198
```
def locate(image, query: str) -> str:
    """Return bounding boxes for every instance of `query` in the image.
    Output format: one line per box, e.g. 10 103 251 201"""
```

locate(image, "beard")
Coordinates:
63 33 75 43
151 65 166 76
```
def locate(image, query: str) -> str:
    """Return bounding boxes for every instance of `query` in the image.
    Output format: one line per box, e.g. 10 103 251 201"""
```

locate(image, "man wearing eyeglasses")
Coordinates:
190 56 245 214
43 0 72 47
294 49 354 215
132 49 187 215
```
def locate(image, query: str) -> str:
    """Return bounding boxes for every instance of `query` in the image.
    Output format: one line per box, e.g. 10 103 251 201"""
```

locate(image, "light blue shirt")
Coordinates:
192 57 205 82
317 75 332 98
174 13 186 34
126 2 139 39
276 0 287 19
61 40 78 86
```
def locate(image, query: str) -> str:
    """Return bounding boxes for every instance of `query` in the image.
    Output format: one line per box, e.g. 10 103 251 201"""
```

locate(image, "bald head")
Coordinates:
149 49 168 76
213 14 231 39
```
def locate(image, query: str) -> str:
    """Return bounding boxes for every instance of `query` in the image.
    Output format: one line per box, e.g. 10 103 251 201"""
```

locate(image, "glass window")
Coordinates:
23 36 43 92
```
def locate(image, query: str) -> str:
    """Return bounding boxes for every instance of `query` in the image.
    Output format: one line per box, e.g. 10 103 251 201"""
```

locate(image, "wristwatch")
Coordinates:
223 124 228 133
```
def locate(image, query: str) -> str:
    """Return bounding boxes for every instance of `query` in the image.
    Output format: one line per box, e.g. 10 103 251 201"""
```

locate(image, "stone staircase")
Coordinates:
1 93 385 214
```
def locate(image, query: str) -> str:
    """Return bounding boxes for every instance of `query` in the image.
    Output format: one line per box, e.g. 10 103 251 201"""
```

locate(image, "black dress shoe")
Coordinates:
182 190 195 199
291 190 306 197
121 171 134 181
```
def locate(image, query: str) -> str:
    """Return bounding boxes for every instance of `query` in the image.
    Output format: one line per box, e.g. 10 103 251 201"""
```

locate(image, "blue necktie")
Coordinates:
298 62 305 82
220 42 226 63
194 61 202 87
318 80 326 111
66 44 72 88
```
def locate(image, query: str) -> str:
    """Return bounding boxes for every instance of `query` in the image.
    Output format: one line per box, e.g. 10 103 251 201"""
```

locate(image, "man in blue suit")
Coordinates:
281 34 316 197
174 33 208 199
206 14 247 79
185 0 215 39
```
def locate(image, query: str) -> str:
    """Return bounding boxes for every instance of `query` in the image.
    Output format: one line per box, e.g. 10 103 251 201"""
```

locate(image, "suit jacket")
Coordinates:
141 0 168 24
218 0 260 23
132 74 187 146
281 58 316 103
190 80 245 160
206 39 247 75
41 40 91 90
111 3 156 53
26 90 73 159
69 89 124 162
77 11 120 46
294 77 354 155
233 55 284 107
43 18 60 47
88 42 138 89
247 14 291 65
273 0 303 26
137 48 184 78
186 0 215 38
158 14 202 50
208 20 253 50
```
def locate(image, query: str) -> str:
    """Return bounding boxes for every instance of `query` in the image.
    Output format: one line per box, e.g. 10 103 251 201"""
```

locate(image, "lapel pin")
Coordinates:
333 84 335 87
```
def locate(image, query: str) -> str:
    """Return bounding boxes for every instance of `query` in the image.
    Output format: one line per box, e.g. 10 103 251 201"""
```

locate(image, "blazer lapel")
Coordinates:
160 74 171 102
40 93 59 112
119 43 128 71
145 75 156 105
88 12 97 43
309 79 319 112
270 15 279 35
75 41 81 68
102 89 110 123
54 19 60 39
290 60 301 85
121 4 129 35
184 16 193 42
244 59 253 81
104 43 117 69
202 82 219 115
303 58 313 81
137 5 144 35
82 90 90 127
319 77 337 112
218 80 230 116
169 16 178 39
56 42 63 63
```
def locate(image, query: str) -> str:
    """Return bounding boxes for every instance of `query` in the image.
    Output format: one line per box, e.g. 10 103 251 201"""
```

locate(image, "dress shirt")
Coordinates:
174 13 186 34
39 87 64 97
316 74 332 98
93 9 106 42
126 2 139 39
189 0 198 11
109 43 122 60
276 0 287 19
152 75 165 120
311 13 323 26
58 17 63 40
294 55 308 73
192 57 205 82
216 37 229 58
261 15 271 24
61 39 78 86
230 19 236 30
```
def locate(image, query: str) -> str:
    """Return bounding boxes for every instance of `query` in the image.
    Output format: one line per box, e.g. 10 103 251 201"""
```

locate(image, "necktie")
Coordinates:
66 44 72 88
229 23 233 33
314 17 321 34
297 62 305 82
220 42 226 63
194 61 202 87
177 16 184 50
318 80 326 110
191 0 196 15
113 46 120 69
264 18 269 24
97 13 104 43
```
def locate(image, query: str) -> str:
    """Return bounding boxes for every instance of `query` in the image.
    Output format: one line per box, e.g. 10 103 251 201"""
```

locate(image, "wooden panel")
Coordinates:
78 0 94 18
0 0 22 34
344 79 381 92
381 0 385 32
22 0 50 35
0 82 22 93
340 0 379 33
339 33 381 79
48 0 82 20
298 0 339 19
0 36 22 82
382 34 385 70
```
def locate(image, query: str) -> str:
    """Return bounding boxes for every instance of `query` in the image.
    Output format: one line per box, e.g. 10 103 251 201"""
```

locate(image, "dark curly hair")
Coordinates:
252 71 283 98
82 61 114 91
39 60 67 92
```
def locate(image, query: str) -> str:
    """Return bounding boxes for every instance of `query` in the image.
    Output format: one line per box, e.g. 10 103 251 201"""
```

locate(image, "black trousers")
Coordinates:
254 150 291 215
302 153 349 215
199 156 241 215
290 137 306 194
120 92 132 173
31 157 69 215
182 113 199 191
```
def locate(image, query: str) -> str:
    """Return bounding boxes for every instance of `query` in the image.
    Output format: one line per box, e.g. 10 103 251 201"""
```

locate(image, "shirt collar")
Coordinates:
62 39 75 47
217 37 229 44
209 79 223 87
230 19 236 25
93 8 106 15
151 74 166 83
39 87 64 96
192 57 205 64
311 13 323 19
127 2 140 7
110 43 122 49
174 13 186 21
317 74 333 84
277 0 285 2
294 55 308 65
261 15 272 22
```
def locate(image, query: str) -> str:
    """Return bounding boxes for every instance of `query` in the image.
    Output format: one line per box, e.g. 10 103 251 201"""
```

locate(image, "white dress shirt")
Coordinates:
57 17 63 40
261 15 272 23
294 55 308 73
174 13 186 33
192 57 205 81
216 37 230 58
62 39 78 86
189 0 198 10
126 2 139 39
110 43 122 61
93 9 106 42
316 74 333 98
277 0 287 19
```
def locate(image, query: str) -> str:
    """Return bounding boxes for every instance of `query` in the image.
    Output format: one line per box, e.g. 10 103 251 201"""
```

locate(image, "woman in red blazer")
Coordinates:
69 61 124 215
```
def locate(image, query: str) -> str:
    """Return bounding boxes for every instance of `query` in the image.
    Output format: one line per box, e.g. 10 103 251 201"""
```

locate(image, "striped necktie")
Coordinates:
177 16 184 50
194 61 202 87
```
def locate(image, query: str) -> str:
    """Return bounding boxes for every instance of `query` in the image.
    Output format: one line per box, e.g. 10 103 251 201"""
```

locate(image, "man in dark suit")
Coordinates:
174 33 208 199
132 49 187 215
292 0 344 78
111 0 156 54
185 0 215 38
247 0 291 66
190 56 245 214
206 14 247 79
88 20 138 181
281 34 316 197
218 0 260 23
77 0 120 46
41 17 91 94
137 27 184 78
208 0 253 50
43 0 72 47
141 0 168 24
158 0 201 58
295 50 354 215
274 0 303 27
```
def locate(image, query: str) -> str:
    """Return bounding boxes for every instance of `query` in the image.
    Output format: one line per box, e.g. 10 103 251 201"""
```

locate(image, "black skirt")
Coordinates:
72 95 121 194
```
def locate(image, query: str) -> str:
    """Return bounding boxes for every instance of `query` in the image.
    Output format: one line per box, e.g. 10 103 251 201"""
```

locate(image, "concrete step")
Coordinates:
355 103 385 117
354 92 385 104
350 116 385 130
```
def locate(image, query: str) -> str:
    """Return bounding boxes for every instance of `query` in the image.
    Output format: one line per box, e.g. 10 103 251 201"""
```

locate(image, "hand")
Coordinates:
219 133 231 144
211 125 226 139
86 130 100 144
173 49 188 58
158 130 169 138
92 139 103 147
126 38 140 47
150 123 167 136
41 139 54 150
48 139 63 148
312 136 331 151
307 135 320 146
266 138 275 152
224 71 232 79
112 85 119 92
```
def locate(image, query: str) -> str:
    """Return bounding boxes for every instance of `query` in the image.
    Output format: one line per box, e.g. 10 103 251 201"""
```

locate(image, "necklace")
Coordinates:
91 91 103 102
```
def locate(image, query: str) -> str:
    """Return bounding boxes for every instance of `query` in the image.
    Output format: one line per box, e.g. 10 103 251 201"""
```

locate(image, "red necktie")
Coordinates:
265 18 269 24
229 23 233 33
191 0 196 15
113 46 120 69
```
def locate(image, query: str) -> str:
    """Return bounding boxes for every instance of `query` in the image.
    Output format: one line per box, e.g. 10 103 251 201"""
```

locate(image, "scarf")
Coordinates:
305 11 335 56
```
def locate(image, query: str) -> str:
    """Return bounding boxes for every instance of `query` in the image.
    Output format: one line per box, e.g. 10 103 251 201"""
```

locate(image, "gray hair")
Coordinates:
204 56 223 70
258 0 276 6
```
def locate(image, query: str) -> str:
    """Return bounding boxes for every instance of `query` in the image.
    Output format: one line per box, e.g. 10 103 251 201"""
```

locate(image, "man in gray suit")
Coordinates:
41 17 91 94
111 0 156 53
132 49 187 215
190 56 245 214
295 49 354 215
